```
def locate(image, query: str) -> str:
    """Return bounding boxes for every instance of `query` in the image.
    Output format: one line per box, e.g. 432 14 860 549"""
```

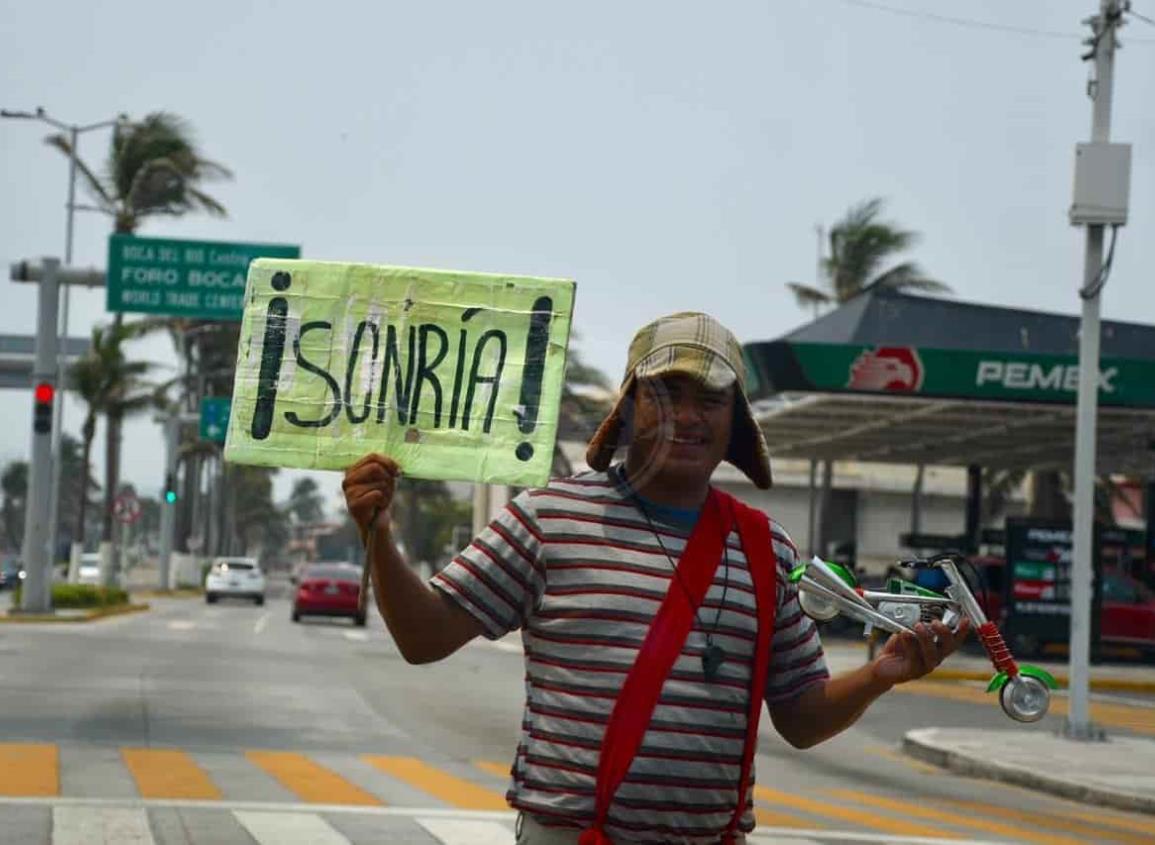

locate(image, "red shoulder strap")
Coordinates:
719 493 777 842
580 490 732 845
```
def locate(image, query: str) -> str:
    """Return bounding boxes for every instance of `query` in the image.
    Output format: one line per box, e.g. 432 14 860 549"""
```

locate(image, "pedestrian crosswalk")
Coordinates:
0 743 1150 844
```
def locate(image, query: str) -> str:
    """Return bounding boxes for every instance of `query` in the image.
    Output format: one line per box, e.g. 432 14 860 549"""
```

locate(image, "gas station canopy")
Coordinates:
742 290 1155 475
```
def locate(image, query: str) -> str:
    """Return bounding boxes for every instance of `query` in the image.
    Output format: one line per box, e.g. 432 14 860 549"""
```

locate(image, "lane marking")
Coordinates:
121 748 221 800
344 631 368 642
894 680 1155 735
52 806 154 845
234 810 351 845
364 755 507 810
1037 804 1155 838
244 751 381 806
830 789 1084 845
254 613 270 635
862 743 943 776
6 794 1019 842
472 760 511 780
416 817 513 844
754 786 955 839
0 795 509 817
944 798 1154 844
754 807 823 829
0 742 58 796
748 834 993 845
167 621 195 631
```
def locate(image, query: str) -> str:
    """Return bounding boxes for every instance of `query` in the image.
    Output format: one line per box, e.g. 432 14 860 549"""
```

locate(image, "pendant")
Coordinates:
702 643 726 682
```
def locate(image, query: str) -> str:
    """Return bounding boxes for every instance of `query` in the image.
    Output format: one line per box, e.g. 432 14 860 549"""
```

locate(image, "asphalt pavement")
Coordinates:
0 587 1152 844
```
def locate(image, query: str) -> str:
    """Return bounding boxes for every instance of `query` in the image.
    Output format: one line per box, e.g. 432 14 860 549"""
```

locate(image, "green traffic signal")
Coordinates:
165 490 177 504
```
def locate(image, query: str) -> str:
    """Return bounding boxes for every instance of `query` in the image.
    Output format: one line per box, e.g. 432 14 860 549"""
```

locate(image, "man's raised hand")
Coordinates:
342 454 401 537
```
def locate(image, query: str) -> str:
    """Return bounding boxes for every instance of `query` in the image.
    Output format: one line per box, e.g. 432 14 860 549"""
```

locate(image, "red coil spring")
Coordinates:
977 621 1018 676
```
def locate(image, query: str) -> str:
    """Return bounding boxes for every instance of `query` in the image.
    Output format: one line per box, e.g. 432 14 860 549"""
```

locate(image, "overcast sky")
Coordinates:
2 0 1153 515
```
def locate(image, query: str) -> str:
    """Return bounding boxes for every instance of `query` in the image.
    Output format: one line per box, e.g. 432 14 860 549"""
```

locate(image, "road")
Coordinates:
0 581 1151 845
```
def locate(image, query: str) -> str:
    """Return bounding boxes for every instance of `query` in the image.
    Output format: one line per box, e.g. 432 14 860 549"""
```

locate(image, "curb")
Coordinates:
927 667 1155 694
0 603 150 624
902 729 1155 817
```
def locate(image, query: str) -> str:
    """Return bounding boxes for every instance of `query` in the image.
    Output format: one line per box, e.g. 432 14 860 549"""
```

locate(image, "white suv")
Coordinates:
205 557 266 605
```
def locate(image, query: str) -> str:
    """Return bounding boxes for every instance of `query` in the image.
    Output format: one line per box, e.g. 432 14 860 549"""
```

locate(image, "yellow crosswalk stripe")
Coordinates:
830 789 1085 845
753 807 822 829
754 786 957 839
122 748 222 800
893 680 1155 736
0 743 58 796
473 759 511 780
364 755 507 810
944 798 1153 845
862 743 943 776
245 750 381 805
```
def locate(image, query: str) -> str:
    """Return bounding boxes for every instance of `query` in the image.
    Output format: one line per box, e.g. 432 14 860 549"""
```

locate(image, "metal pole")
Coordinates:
1067 0 1120 741
807 458 818 558
20 258 61 613
965 465 982 555
157 414 180 590
46 126 79 580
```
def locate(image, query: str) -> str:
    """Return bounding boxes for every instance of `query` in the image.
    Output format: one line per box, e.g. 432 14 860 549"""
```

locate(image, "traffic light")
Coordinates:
164 472 178 504
33 382 54 434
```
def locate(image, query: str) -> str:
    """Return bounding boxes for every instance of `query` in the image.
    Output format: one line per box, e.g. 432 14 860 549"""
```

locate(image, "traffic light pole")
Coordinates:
19 258 61 613
158 413 181 590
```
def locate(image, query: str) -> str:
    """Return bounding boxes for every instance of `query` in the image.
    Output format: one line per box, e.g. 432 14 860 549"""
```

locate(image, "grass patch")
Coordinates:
12 583 130 609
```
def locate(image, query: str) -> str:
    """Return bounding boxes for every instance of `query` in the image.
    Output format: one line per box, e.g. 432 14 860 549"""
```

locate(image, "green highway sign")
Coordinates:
107 234 300 320
200 397 232 443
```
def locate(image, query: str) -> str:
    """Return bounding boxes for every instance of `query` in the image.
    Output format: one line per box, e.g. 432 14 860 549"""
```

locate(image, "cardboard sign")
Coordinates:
224 259 575 486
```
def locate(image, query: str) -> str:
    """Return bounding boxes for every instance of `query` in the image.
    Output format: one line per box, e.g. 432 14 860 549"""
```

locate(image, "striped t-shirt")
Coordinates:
430 468 829 843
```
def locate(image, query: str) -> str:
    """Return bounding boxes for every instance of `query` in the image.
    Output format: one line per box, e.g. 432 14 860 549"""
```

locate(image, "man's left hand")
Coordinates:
871 619 971 685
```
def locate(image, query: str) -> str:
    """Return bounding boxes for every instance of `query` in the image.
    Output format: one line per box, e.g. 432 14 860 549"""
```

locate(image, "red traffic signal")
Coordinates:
33 382 54 434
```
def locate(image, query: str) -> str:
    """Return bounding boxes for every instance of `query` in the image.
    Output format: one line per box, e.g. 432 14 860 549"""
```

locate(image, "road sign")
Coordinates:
200 397 231 443
106 234 300 320
113 491 142 525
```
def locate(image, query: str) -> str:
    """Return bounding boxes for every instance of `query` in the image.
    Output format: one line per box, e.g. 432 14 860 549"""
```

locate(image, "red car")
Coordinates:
973 557 1155 656
292 563 366 626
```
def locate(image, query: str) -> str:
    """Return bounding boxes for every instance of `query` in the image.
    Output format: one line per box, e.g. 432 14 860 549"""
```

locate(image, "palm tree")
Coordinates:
553 336 615 477
48 112 231 572
786 199 951 558
46 112 231 235
287 477 326 525
69 325 117 552
1 461 28 551
93 320 168 550
787 198 951 311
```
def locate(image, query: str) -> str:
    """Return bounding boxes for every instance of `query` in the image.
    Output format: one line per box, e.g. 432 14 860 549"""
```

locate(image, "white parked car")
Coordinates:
204 557 266 605
77 553 102 585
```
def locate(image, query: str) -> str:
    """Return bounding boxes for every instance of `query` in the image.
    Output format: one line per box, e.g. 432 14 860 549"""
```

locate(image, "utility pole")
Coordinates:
19 259 60 613
1 107 125 581
1066 0 1130 740
157 414 182 590
10 259 107 613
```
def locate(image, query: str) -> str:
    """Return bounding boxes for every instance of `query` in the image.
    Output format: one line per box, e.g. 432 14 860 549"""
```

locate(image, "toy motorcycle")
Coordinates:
789 552 1057 723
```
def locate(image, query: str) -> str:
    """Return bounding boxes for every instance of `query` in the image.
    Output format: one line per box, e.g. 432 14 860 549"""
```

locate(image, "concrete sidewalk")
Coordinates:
904 726 1155 816
823 638 1155 692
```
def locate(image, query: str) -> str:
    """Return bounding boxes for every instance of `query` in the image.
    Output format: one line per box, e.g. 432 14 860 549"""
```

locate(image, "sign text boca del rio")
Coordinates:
107 234 301 320
224 260 575 487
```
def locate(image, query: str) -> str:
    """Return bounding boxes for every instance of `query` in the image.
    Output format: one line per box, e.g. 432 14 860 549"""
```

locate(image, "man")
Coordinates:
343 312 968 844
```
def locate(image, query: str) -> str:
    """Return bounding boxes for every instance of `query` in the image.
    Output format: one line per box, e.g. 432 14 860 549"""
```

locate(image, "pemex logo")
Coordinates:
847 346 924 392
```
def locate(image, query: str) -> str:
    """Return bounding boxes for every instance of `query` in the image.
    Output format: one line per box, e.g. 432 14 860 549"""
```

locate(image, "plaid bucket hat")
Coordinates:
585 312 773 489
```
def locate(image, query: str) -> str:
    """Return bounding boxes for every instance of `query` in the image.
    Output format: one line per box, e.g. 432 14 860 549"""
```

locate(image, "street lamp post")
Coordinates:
2 107 127 579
